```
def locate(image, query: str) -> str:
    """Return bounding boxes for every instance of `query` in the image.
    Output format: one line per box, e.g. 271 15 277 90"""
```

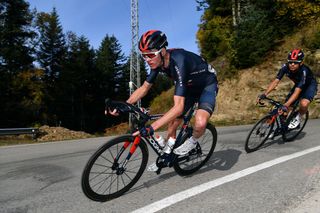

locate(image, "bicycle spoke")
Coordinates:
123 171 134 181
93 163 112 168
89 168 112 182
92 172 114 193
99 155 114 164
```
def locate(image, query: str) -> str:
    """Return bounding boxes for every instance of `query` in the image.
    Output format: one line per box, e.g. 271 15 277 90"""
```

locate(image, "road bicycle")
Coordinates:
245 97 308 153
81 99 217 202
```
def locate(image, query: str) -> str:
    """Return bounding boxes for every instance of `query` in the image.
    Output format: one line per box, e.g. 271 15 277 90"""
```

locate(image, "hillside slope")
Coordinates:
150 27 320 126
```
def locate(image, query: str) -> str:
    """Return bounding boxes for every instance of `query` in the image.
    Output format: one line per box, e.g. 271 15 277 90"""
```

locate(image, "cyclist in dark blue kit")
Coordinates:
258 49 318 129
109 30 218 171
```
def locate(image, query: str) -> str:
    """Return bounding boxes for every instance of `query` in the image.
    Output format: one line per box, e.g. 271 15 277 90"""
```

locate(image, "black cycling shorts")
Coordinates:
181 82 218 116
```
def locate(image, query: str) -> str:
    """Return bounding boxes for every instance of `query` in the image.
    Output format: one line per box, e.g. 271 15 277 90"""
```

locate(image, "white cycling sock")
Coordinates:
189 136 198 144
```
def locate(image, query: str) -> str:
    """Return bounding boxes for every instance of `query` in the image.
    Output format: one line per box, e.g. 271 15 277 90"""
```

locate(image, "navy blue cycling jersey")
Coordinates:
276 64 317 89
146 48 217 97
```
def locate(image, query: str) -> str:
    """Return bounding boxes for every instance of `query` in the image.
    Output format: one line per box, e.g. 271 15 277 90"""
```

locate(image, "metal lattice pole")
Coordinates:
129 0 141 127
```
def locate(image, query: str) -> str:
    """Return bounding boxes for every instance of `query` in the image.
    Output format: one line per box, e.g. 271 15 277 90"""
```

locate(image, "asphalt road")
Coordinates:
1 119 320 213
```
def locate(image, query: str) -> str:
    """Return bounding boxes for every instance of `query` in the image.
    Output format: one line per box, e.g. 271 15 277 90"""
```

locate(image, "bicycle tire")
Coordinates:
173 123 217 176
282 110 309 142
81 135 148 202
245 115 274 153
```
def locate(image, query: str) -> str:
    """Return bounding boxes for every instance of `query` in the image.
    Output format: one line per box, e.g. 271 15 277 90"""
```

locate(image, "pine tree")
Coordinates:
0 0 36 127
36 8 66 84
0 0 35 74
96 35 126 100
57 34 96 131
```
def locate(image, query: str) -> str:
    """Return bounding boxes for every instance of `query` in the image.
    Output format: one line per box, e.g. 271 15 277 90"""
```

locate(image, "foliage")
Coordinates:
303 21 320 49
1 68 45 127
149 88 174 114
36 8 66 82
197 15 233 61
276 0 320 25
0 0 36 127
232 6 276 68
96 35 126 99
57 35 97 131
0 0 35 74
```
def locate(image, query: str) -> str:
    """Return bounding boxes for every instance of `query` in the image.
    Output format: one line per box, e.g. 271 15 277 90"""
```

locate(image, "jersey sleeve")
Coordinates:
172 55 188 97
276 65 286 80
146 69 159 84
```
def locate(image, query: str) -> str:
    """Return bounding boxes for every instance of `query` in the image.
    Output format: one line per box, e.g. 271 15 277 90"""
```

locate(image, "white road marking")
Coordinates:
131 145 320 213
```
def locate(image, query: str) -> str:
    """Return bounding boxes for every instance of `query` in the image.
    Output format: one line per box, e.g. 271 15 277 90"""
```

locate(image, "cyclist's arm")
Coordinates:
264 78 280 96
284 87 302 107
150 95 185 131
127 81 152 104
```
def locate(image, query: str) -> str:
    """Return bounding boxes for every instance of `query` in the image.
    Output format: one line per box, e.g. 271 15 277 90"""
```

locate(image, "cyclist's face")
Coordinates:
288 61 300 72
141 49 162 69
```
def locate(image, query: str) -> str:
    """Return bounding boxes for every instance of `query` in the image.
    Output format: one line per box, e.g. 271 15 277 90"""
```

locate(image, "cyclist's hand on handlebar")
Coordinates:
105 108 119 116
278 105 288 115
257 93 266 105
133 125 154 137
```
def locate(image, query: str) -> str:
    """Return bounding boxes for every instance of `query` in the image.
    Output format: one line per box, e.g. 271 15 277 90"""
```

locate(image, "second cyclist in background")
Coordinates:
257 49 317 129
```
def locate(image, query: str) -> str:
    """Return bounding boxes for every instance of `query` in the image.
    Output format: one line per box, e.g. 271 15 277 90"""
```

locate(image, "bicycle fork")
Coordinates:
112 136 141 175
271 113 287 138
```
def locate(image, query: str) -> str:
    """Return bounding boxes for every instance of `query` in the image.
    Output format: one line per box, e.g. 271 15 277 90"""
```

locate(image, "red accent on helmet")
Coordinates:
139 30 158 52
287 49 304 62
290 49 300 60
139 30 168 51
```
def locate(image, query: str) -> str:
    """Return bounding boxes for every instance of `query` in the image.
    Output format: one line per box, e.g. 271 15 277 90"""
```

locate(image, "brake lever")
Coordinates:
257 100 266 107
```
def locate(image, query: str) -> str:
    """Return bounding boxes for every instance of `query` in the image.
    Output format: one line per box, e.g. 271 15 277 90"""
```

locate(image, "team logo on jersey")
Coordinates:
208 64 217 75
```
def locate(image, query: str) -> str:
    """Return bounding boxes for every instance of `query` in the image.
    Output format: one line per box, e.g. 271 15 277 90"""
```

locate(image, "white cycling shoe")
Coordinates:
147 162 158 172
288 114 301 129
173 138 198 155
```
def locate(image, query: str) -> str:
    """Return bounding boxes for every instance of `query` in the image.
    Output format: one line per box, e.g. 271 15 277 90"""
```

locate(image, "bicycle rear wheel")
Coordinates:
81 135 148 202
245 115 274 153
173 123 217 176
282 110 308 142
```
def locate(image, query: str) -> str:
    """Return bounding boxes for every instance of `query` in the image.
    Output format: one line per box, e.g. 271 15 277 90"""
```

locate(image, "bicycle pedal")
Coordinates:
156 167 162 175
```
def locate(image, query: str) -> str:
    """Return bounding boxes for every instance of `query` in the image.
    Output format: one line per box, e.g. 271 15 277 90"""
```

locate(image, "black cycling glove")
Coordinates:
139 125 154 137
258 93 267 100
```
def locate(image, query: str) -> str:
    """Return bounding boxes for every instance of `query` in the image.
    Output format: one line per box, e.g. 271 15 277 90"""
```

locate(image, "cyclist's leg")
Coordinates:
299 82 317 115
193 82 218 138
174 82 218 155
167 119 182 139
167 96 194 139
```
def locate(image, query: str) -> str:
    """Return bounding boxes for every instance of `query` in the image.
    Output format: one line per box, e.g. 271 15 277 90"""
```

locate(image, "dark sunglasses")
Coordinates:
288 60 301 65
140 49 161 60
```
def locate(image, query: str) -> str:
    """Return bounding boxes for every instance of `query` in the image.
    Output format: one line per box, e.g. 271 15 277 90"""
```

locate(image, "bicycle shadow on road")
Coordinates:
260 131 307 150
187 149 242 176
129 149 242 193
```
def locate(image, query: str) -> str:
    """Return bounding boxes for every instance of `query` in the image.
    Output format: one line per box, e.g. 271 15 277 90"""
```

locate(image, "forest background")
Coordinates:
1 0 319 134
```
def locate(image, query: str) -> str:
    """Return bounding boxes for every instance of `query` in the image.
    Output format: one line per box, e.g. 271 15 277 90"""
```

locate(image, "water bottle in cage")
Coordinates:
154 134 165 148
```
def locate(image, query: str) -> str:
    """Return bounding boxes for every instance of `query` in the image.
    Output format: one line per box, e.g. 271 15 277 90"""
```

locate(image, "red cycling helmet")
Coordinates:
139 30 168 52
287 49 304 63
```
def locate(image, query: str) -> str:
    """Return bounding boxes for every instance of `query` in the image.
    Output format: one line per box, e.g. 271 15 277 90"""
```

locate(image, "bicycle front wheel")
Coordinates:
173 123 217 176
81 135 148 202
282 110 309 142
245 115 274 153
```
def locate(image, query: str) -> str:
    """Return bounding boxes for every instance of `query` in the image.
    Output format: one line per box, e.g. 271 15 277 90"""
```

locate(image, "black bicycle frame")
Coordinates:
141 103 197 158
268 98 300 135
